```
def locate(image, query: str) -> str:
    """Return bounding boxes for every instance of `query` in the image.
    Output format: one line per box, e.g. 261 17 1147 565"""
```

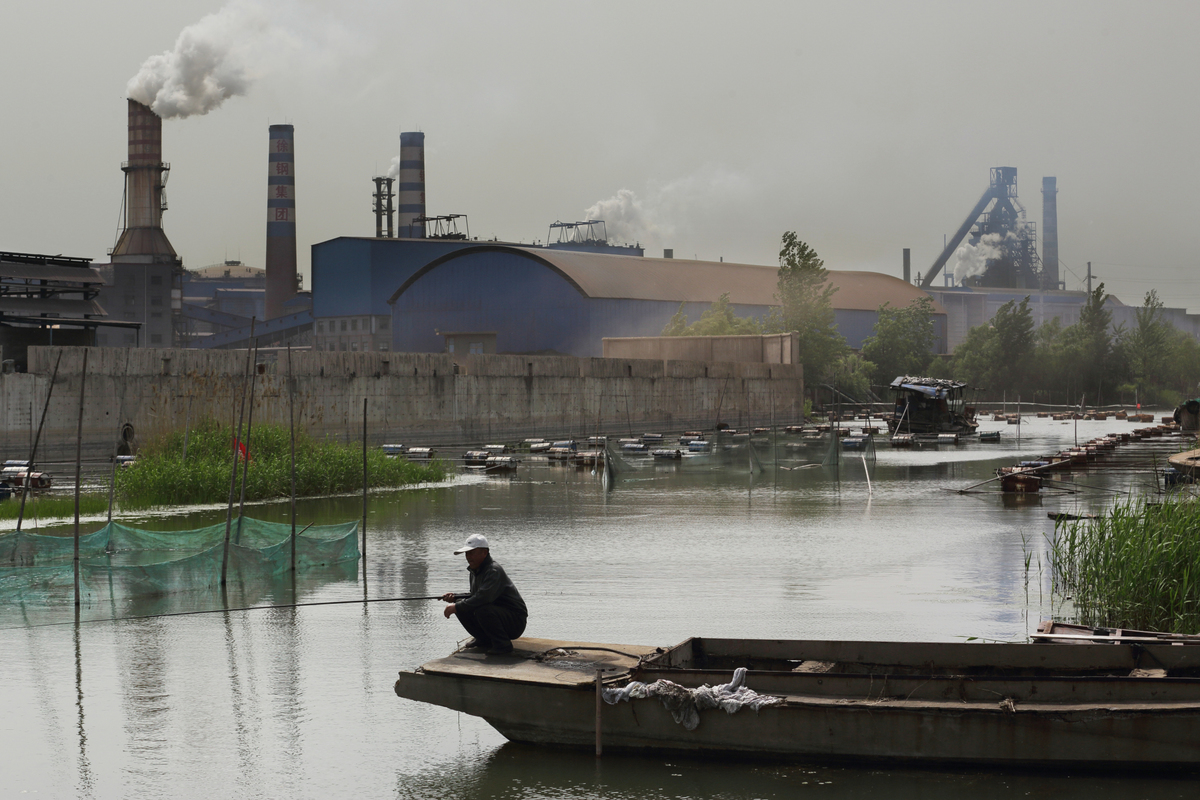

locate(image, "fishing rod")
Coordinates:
5 594 452 631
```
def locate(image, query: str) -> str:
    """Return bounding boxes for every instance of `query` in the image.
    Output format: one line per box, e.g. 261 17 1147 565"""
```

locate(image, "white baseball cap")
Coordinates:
454 533 490 554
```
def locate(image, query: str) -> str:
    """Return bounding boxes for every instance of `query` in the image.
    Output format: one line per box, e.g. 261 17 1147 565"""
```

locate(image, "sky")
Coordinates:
2 0 1198 310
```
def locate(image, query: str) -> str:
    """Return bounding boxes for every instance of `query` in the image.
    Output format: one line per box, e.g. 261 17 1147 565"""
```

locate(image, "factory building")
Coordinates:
381 245 945 357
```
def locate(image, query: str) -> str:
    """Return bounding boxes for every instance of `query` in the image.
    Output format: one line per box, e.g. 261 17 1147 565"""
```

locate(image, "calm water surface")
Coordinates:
4 417 1198 798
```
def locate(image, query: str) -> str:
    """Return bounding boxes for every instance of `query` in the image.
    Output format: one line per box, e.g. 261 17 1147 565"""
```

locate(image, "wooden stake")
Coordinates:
73 349 88 608
16 350 62 533
595 669 603 757
182 392 192 462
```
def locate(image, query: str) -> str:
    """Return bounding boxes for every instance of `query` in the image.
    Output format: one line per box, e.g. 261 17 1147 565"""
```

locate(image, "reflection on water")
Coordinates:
3 418 1197 798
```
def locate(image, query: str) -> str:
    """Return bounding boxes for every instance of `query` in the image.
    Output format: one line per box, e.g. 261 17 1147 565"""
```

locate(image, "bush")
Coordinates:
116 420 445 509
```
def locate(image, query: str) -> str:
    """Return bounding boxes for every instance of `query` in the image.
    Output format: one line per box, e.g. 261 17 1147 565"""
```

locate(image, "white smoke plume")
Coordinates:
585 167 749 250
386 155 401 181
126 0 352 119
952 231 1015 283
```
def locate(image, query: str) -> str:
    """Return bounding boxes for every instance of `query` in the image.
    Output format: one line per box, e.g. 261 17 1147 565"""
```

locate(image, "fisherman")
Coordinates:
441 533 528 655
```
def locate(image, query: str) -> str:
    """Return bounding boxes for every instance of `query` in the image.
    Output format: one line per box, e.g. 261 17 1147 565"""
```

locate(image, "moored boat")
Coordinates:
886 376 979 435
395 635 1200 767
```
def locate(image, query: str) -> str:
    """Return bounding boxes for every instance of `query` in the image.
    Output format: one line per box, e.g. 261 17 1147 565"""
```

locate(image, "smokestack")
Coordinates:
112 99 177 259
903 248 911 283
1041 177 1059 290
266 124 297 319
373 177 395 238
397 132 425 238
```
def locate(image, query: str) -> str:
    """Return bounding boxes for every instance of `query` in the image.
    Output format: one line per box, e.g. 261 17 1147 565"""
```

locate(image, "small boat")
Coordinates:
888 434 914 447
462 450 491 467
404 447 435 460
482 443 509 454
641 433 664 445
886 376 979 435
687 440 712 453
1033 621 1200 645
978 431 1001 442
381 444 408 457
528 441 552 453
395 635 1200 767
620 442 647 453
998 468 1042 493
547 446 576 460
651 449 683 460
572 450 603 466
0 466 52 489
841 436 868 451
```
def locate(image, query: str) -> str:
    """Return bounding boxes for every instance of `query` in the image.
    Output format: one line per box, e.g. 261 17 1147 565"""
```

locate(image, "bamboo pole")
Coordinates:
289 345 296 573
221 341 254 586
73 349 88 608
106 349 131 525
16 351 62 533
235 338 259 543
361 396 368 583
182 392 192 462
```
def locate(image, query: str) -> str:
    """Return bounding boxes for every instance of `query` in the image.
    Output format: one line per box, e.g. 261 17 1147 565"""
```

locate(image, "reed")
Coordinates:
0 494 109 521
115 420 445 509
1051 497 1200 633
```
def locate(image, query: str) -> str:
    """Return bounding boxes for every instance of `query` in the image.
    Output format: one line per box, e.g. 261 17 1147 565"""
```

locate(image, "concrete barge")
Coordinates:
395 636 1200 768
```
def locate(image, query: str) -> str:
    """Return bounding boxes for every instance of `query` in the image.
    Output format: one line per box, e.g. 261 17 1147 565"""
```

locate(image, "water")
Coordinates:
4 417 1198 798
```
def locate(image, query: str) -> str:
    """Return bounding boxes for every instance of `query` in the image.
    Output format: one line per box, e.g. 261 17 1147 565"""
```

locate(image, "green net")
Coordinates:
0 517 359 607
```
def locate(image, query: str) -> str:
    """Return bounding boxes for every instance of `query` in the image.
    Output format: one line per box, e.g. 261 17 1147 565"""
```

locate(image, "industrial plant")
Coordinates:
2 99 1199 370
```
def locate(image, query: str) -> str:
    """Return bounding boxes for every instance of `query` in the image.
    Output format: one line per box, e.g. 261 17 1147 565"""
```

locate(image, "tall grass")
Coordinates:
1051 497 1200 633
115 419 445 509
0 494 109 521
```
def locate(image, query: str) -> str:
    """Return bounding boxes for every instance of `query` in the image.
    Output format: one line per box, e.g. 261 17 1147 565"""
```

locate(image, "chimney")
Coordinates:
266 124 297 319
397 132 425 238
1041 177 1059 290
112 99 177 259
373 177 395 238
903 248 911 283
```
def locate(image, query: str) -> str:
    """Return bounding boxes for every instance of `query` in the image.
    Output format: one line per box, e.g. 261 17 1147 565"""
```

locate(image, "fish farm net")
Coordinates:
0 517 359 607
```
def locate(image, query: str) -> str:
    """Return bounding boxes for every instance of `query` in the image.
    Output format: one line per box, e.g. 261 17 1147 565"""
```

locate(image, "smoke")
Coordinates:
585 167 750 250
952 231 1015 283
386 155 400 181
126 0 353 119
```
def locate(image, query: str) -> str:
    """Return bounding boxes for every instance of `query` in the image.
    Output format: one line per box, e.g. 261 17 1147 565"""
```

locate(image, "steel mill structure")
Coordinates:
95 99 184 348
265 124 299 320
921 167 1044 291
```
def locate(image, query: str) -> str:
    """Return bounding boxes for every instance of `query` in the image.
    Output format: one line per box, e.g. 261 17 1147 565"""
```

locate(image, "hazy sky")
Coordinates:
3 1 1197 310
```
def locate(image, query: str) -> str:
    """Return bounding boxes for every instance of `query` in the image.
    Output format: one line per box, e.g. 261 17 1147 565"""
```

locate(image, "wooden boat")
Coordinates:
1168 448 1200 478
394 636 1200 767
1034 621 1200 645
978 430 1001 442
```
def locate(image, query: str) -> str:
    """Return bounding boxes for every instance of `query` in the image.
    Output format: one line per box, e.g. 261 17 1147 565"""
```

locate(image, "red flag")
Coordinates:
235 439 250 462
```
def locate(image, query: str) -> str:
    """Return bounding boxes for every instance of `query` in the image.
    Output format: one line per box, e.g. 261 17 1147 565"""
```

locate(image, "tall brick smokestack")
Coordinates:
266 124 297 319
397 132 425 238
1041 176 1059 291
112 99 177 259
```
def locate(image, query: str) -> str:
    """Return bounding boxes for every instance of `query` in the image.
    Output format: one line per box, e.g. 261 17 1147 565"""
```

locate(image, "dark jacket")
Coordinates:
454 555 527 617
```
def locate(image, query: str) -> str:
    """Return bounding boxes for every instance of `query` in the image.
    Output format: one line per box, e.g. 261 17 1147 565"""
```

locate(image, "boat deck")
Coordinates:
418 637 659 688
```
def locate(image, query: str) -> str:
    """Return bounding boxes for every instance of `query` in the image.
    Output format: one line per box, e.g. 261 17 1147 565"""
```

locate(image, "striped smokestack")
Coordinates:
397 132 425 238
266 124 297 319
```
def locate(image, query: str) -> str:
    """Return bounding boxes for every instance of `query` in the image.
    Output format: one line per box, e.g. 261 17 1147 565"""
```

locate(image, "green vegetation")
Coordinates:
0 494 109 521
947 287 1200 406
1051 498 1200 633
860 297 937 387
115 420 445 510
661 293 764 336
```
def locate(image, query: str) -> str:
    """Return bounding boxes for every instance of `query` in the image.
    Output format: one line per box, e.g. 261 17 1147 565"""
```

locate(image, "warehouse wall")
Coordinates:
3 347 804 462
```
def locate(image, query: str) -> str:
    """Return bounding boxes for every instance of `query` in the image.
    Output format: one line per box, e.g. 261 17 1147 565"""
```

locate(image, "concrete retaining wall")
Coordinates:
6 347 803 461
602 333 800 365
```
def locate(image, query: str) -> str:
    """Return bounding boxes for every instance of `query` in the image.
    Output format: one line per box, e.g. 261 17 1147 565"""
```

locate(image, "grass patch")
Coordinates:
116 419 446 510
1051 497 1200 633
0 494 109 521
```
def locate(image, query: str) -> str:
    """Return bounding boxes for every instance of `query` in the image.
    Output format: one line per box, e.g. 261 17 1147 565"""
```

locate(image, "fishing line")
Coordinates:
3 594 449 631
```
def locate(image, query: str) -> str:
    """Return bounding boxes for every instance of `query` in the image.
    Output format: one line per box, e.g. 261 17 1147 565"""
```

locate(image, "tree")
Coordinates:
948 323 998 391
660 294 764 336
827 353 877 402
1062 283 1116 403
990 297 1036 394
860 297 937 387
1124 290 1171 396
764 232 846 384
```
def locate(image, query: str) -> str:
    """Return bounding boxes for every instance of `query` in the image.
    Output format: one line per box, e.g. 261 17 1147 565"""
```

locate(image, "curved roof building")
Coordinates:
384 245 945 357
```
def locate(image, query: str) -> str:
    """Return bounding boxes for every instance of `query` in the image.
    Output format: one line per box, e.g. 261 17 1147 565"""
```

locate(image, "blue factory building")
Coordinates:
374 244 945 357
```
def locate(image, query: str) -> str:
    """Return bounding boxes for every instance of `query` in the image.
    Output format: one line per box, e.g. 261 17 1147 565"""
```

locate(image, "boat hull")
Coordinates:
395 637 1200 768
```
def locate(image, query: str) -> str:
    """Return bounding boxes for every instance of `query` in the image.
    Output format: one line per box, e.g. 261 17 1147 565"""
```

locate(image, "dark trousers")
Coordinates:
456 604 527 650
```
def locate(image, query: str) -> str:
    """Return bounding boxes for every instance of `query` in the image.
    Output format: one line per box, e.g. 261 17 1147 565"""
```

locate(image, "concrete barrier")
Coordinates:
6 346 802 461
